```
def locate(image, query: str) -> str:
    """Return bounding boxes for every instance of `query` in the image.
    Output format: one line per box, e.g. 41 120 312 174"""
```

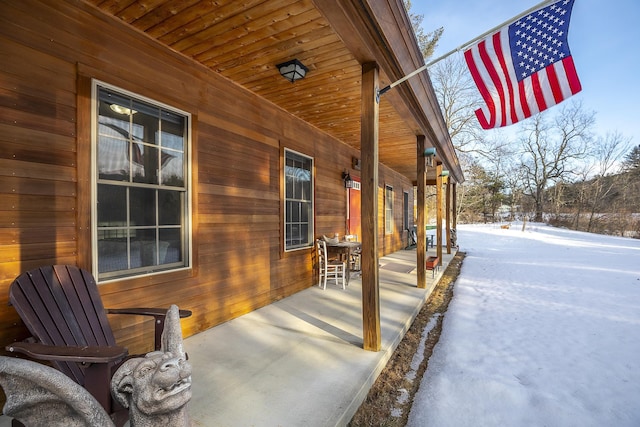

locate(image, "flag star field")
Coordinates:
510 0 574 80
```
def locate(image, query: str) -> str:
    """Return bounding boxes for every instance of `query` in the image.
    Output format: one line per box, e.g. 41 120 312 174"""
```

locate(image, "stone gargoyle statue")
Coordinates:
0 305 193 427
111 304 193 427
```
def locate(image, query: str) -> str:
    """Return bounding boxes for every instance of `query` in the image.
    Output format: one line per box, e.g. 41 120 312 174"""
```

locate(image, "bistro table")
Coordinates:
325 240 362 286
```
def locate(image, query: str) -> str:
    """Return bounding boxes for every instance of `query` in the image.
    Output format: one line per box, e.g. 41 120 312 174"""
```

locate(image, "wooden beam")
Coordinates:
436 163 443 263
76 73 92 271
452 183 458 247
446 180 451 254
416 136 427 289
360 62 381 352
453 183 458 231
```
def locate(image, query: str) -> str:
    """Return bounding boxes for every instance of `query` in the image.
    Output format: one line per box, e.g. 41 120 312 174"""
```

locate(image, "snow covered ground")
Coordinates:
408 223 640 427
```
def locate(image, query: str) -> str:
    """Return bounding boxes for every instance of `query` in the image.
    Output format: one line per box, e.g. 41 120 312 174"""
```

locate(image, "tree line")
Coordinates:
433 55 638 237
404 1 638 237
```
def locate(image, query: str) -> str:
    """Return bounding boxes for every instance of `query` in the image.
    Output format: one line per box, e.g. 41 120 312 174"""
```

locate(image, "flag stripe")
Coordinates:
465 46 496 129
492 31 520 126
536 68 555 110
483 35 509 127
517 79 532 119
563 56 583 94
546 63 564 105
553 62 573 101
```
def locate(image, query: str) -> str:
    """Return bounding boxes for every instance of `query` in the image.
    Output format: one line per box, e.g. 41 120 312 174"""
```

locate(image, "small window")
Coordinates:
284 149 314 250
385 185 394 234
93 82 190 281
403 191 410 231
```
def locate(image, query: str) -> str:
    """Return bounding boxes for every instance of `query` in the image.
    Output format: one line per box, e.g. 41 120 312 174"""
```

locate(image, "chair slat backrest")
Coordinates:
316 240 327 271
9 265 116 385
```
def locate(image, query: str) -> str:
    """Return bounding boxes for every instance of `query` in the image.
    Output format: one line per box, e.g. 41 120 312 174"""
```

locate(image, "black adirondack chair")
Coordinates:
5 265 191 427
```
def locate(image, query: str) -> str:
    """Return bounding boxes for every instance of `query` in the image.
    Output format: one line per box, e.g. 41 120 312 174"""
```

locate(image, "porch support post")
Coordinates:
452 183 458 247
446 180 451 254
452 183 458 231
416 136 427 289
360 62 381 352
436 163 443 262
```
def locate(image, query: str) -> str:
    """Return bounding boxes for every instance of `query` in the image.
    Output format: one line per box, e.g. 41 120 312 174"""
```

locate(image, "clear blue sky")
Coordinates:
415 0 639 146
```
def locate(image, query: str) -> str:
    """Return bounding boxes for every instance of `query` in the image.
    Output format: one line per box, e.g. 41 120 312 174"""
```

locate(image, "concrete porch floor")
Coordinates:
0 247 456 427
186 247 456 427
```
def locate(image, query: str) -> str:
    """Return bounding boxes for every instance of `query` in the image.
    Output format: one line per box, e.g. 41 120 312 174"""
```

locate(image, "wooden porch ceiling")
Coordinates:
87 0 451 183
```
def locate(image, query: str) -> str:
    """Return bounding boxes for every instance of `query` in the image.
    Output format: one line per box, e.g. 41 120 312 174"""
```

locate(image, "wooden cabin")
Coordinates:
0 0 463 354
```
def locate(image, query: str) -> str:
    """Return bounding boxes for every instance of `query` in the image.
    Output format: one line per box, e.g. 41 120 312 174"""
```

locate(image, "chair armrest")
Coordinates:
5 342 128 364
106 308 192 318
106 308 192 351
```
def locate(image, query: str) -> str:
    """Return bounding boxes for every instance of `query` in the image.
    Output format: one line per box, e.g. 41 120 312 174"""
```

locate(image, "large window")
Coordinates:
284 149 314 250
93 83 190 281
385 185 394 235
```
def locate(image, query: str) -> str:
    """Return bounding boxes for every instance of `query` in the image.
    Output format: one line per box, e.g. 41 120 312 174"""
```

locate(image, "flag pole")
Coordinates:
377 0 559 98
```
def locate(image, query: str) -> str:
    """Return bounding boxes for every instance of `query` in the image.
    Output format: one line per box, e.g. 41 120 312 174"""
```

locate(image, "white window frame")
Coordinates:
284 148 314 251
91 80 192 282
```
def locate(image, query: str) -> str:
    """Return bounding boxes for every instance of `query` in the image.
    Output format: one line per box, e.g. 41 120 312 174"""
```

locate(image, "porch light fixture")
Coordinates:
440 170 449 185
342 170 354 188
424 147 436 167
276 59 309 83
110 104 136 115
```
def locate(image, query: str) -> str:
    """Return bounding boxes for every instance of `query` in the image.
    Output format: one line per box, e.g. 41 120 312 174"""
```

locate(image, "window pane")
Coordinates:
98 117 131 140
285 173 294 199
99 89 134 123
160 228 182 264
98 184 127 225
97 136 130 181
301 172 311 199
130 187 156 226
132 144 159 184
130 229 157 268
161 111 185 150
285 224 292 246
161 149 183 186
290 224 300 243
98 233 128 273
131 100 160 145
158 190 182 225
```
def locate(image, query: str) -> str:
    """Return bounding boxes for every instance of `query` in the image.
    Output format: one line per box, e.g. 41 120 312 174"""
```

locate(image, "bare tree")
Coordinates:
584 132 632 231
518 101 595 222
569 163 595 229
429 56 481 149
502 162 527 220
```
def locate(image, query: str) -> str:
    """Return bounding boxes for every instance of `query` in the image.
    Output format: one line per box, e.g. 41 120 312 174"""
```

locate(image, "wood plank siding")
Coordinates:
0 0 418 354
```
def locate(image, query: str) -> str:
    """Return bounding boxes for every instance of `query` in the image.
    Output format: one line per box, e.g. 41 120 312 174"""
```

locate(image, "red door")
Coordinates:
348 178 361 240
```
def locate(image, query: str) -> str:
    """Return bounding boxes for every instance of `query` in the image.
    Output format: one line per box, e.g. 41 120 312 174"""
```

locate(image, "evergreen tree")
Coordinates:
621 144 640 175
404 0 443 60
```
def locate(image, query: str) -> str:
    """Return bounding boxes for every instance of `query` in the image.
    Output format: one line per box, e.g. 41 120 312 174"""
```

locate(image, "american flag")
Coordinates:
464 0 582 129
